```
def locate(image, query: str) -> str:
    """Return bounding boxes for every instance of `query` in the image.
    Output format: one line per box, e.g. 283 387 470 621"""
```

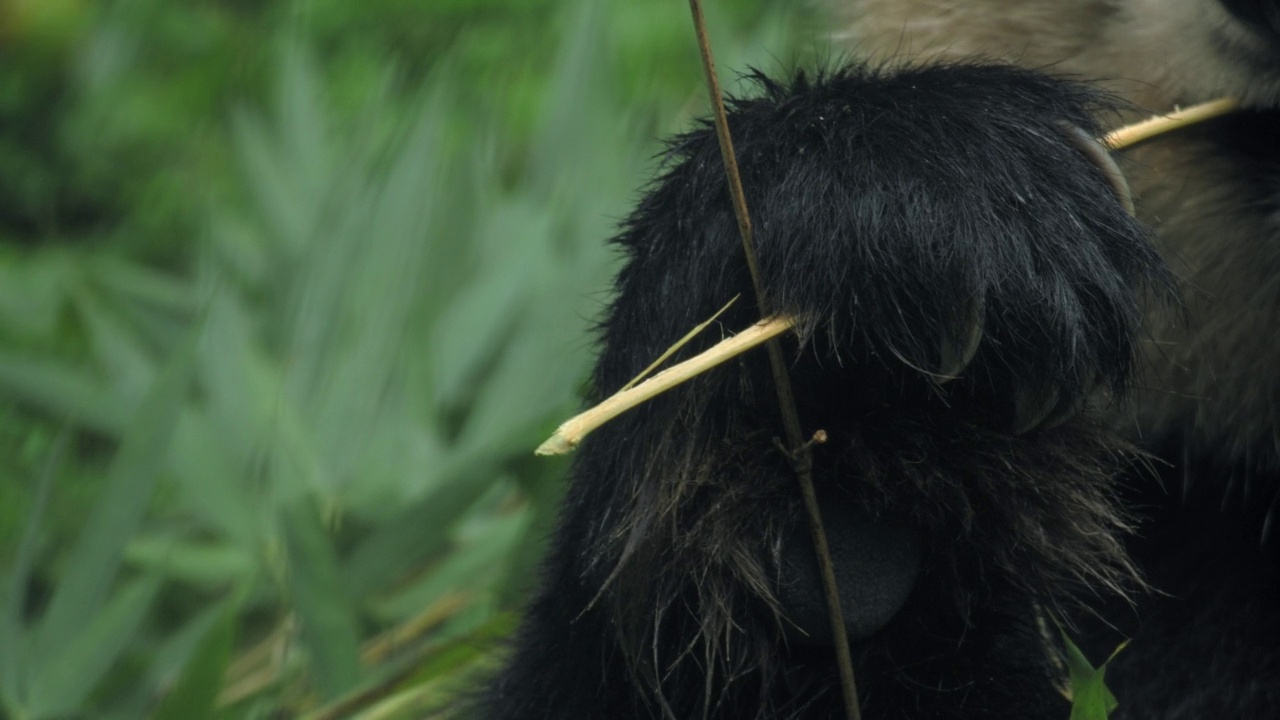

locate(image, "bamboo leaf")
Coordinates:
29 329 198 682
1061 627 1127 720
341 470 497 601
283 503 362 698
150 601 237 720
0 427 68 714
27 576 162 718
0 354 121 435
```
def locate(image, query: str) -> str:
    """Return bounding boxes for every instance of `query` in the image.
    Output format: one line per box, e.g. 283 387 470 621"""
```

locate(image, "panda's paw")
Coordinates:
613 63 1170 434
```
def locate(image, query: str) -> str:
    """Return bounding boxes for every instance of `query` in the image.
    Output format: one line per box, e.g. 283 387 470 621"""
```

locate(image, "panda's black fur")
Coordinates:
480 4 1280 719
481 64 1164 719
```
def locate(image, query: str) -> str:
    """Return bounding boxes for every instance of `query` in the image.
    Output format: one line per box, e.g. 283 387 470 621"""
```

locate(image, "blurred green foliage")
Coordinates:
0 0 812 716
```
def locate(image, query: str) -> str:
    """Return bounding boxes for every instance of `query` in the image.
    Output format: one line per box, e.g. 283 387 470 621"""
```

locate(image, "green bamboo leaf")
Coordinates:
74 289 158 403
341 469 497 601
165 411 261 550
90 255 194 314
27 576 162 718
150 601 237 720
371 499 529 622
28 328 198 681
283 503 362 698
0 250 73 341
231 107 308 252
126 535 254 588
276 43 332 211
0 354 121 435
296 104 442 498
428 208 542 410
0 426 68 715
1060 626 1128 720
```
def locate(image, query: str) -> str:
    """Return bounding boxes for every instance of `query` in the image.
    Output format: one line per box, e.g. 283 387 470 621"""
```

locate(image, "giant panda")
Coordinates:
479 1 1280 718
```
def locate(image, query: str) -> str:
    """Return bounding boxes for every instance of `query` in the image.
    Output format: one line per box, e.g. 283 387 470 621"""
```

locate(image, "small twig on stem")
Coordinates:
684 1 862 718
620 295 740 392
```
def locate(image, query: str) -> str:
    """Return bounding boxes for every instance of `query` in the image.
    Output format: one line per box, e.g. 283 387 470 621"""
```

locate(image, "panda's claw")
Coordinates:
1013 383 1063 435
935 295 986 384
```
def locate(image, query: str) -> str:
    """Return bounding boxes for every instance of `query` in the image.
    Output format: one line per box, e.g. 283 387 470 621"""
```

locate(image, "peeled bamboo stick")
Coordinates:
536 316 794 455
1103 97 1239 150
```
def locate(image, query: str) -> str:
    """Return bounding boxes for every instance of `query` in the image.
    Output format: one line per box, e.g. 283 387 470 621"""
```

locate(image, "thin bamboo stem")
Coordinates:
685 1 861 716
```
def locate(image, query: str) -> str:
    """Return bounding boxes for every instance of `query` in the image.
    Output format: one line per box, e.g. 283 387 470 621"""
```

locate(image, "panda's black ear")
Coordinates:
602 63 1169 433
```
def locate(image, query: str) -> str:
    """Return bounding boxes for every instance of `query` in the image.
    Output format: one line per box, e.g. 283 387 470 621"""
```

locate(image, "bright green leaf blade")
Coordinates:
341 471 495 600
1060 626 1125 720
371 497 529 623
1069 672 1119 720
0 250 73 342
150 602 237 720
0 354 122 435
27 576 162 718
283 503 362 699
73 290 159 403
0 426 68 713
29 329 198 675
89 255 194 314
126 535 254 588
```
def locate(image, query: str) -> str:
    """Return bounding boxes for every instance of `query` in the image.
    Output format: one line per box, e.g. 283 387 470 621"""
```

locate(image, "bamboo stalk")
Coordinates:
684 1 862 716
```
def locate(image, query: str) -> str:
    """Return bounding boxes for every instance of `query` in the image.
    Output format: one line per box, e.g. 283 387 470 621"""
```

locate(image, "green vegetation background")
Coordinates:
0 0 814 717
